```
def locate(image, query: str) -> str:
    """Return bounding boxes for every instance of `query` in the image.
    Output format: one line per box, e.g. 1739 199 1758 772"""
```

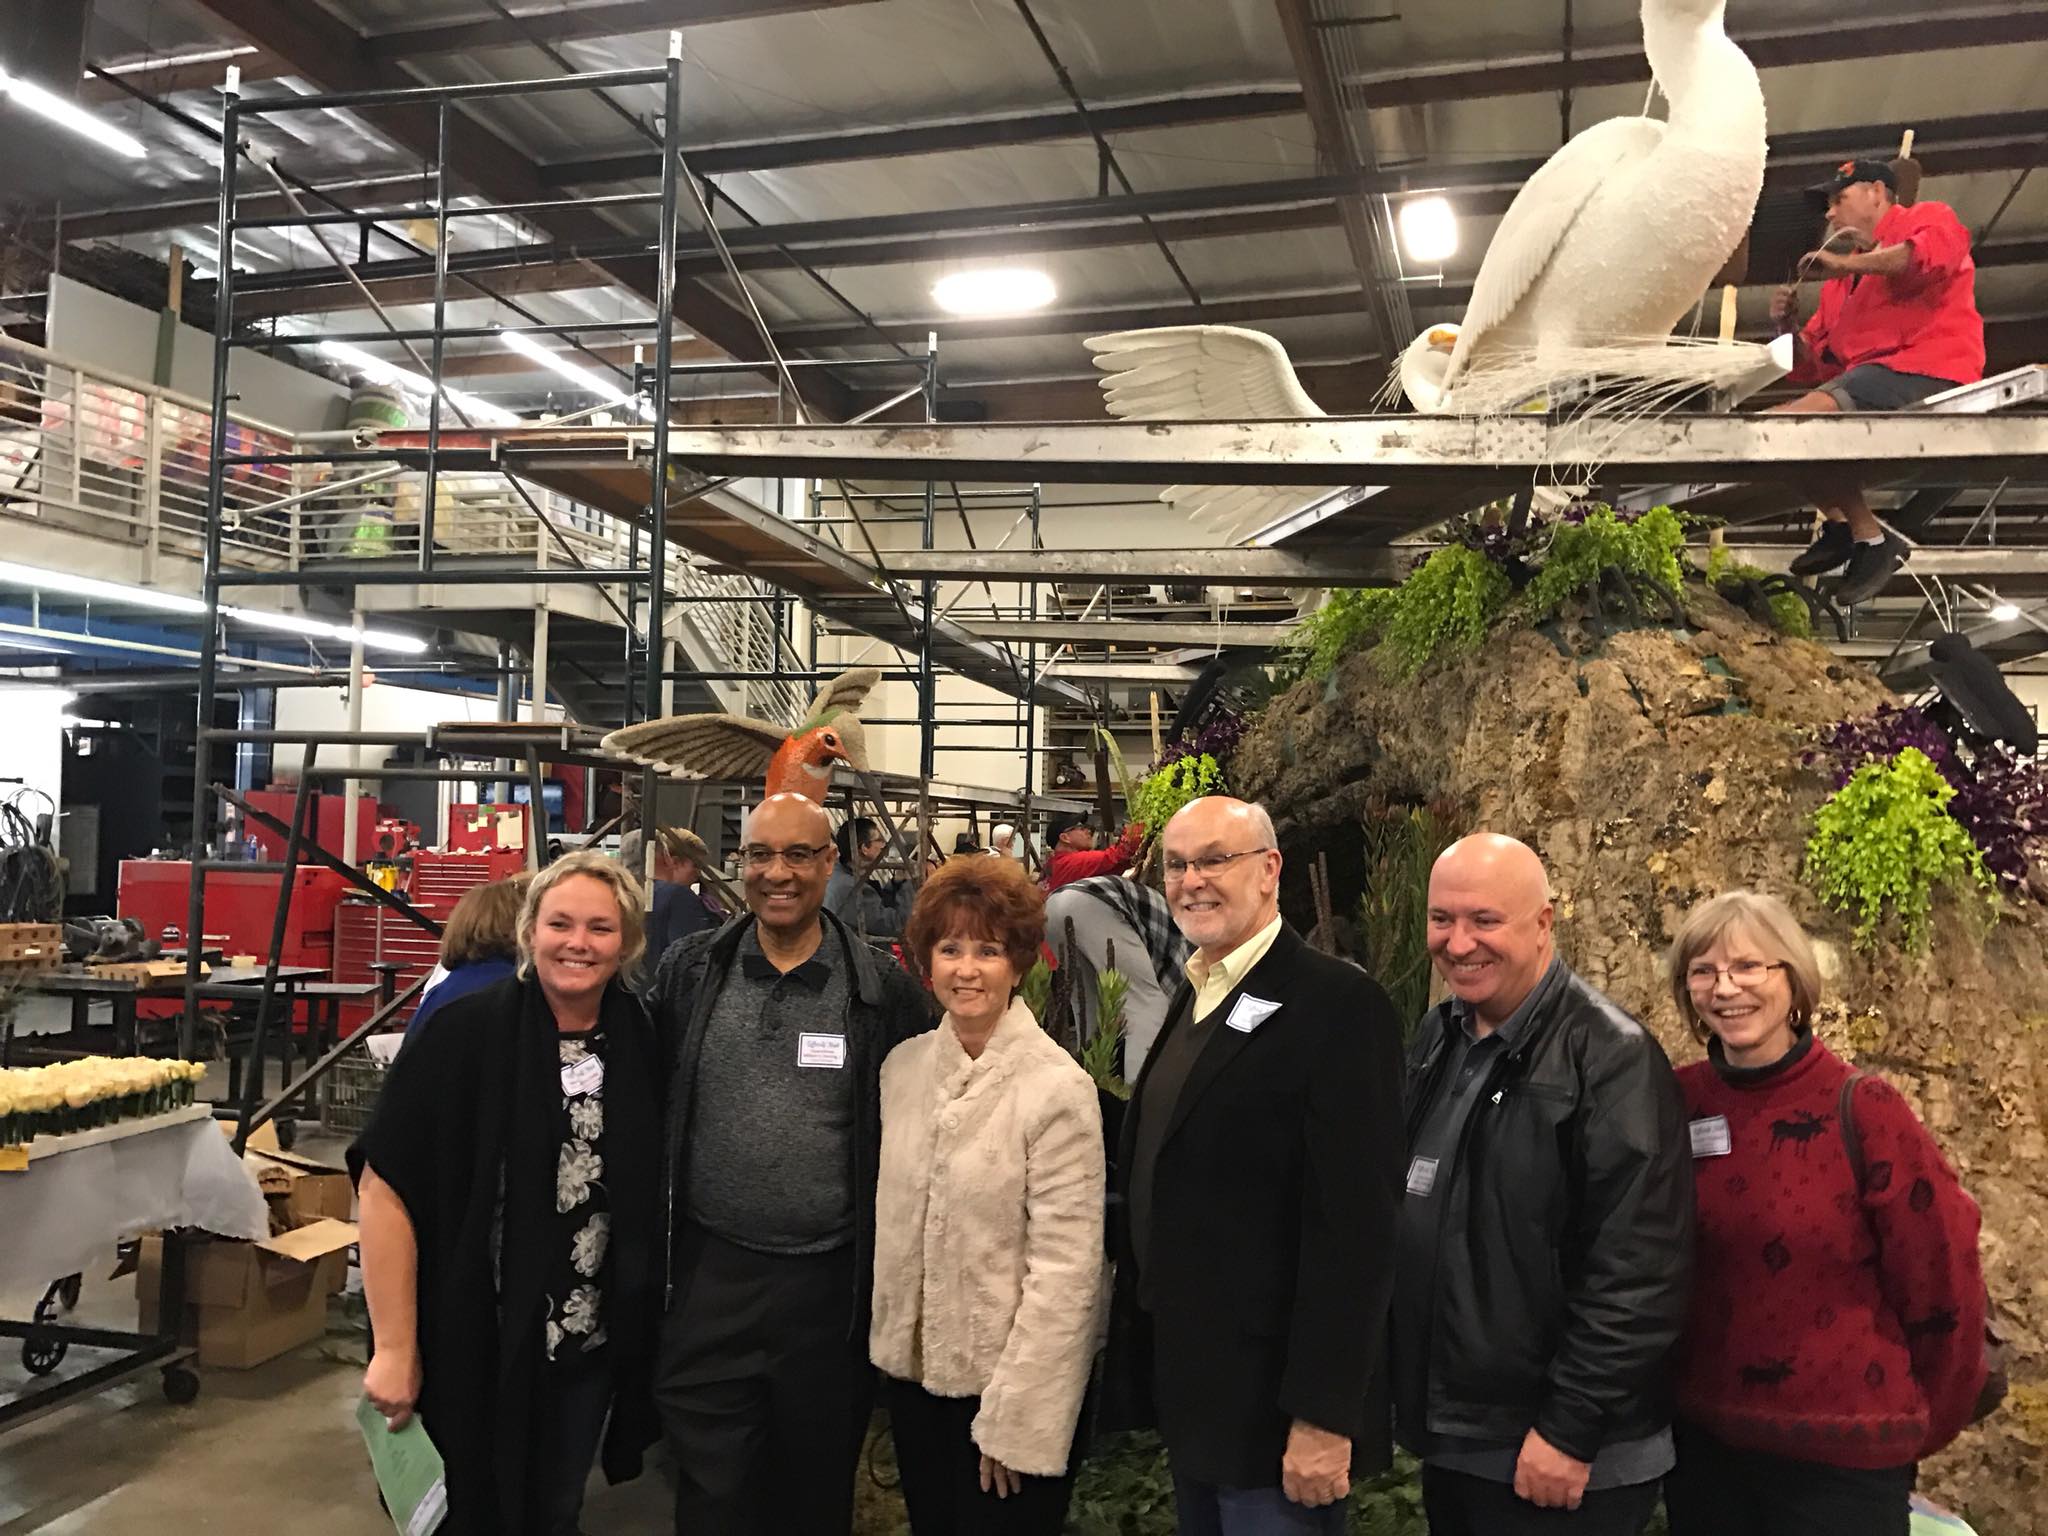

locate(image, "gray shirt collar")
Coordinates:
1449 951 1566 1049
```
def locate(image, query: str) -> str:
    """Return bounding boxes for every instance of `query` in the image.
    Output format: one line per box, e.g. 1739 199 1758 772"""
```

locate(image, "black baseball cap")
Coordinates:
1811 159 1898 199
1048 816 1090 842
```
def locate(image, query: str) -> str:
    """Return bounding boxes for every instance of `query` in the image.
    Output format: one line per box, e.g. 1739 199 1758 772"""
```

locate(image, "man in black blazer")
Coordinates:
1113 796 1405 1535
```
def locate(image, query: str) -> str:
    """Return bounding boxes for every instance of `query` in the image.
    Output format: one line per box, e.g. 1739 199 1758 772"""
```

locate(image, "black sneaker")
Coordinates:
1831 534 1909 607
1788 520 1855 576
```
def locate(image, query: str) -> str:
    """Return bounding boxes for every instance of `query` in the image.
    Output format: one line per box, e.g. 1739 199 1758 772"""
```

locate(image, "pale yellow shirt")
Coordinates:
1185 912 1284 1022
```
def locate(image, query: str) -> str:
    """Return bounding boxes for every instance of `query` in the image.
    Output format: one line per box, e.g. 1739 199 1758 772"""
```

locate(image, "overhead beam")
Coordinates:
362 0 880 61
864 552 1409 589
775 288 1367 350
79 50 291 103
539 88 1304 186
427 336 725 377
832 617 1300 647
1349 5 2048 107
1274 0 1404 349
180 0 850 417
221 205 1343 319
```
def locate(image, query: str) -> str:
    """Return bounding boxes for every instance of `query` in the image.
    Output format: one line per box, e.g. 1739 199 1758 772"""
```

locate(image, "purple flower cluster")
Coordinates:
1156 706 1249 774
1807 704 2048 887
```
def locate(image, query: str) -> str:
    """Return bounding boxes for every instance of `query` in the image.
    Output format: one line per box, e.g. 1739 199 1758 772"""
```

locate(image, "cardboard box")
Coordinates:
137 1222 356 1369
136 1124 358 1368
243 1123 354 1230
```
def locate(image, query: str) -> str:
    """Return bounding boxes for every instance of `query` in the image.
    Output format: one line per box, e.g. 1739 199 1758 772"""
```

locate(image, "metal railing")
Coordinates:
0 334 806 723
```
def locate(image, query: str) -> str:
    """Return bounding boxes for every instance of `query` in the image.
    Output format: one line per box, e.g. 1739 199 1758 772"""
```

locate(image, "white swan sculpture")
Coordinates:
1085 0 1771 541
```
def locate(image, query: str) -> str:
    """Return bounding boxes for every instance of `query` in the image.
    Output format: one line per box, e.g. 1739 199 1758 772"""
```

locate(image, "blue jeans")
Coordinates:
1172 1472 1348 1536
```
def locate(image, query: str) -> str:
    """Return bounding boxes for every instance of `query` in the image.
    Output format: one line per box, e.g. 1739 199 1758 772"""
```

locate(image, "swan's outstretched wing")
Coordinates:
801 666 882 730
601 713 786 780
1086 326 1328 419
1084 325 1340 541
1448 115 1666 385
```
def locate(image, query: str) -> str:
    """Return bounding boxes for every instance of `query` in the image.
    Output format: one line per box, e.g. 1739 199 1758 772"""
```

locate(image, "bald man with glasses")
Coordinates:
649 793 933 1534
1110 796 1405 1535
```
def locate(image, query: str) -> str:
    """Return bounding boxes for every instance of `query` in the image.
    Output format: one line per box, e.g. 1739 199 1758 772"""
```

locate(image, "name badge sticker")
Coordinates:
560 1054 604 1098
1406 1156 1439 1197
1225 995 1282 1034
1689 1115 1733 1158
799 1032 849 1069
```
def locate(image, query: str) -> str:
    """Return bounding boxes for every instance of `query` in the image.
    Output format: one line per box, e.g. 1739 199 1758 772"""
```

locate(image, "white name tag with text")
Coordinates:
1406 1156 1439 1197
1225 994 1282 1034
560 1054 604 1098
799 1032 849 1069
1689 1115 1732 1159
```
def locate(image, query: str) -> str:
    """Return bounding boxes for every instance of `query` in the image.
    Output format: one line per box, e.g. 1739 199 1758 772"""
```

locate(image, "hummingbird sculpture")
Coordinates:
600 667 882 804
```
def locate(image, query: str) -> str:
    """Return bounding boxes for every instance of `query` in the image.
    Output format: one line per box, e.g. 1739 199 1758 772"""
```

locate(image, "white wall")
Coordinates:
46 276 351 433
0 686 67 850
273 682 564 771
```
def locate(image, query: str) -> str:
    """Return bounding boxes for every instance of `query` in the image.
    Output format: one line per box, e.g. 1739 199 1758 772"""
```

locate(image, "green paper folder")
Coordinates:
355 1394 450 1536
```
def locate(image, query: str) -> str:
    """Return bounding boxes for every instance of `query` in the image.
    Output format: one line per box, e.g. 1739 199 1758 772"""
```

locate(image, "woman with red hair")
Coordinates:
871 855 1106 1533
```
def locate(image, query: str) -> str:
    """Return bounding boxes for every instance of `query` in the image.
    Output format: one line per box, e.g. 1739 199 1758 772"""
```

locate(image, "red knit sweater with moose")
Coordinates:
1673 1037 1985 1469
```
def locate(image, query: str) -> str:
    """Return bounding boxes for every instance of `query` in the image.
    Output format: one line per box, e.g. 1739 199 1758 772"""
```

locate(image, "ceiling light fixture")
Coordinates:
496 328 651 419
0 62 147 159
316 340 519 426
1990 597 2021 622
0 559 427 654
97 46 256 78
1398 196 1459 264
932 268 1056 319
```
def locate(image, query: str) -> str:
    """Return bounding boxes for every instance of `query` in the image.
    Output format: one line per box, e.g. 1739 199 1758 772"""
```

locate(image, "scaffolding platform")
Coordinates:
383 409 2048 554
368 436 1089 709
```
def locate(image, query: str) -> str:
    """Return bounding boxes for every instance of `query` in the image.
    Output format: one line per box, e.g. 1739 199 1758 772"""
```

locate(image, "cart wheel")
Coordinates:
275 1118 297 1152
21 1334 66 1375
56 1274 82 1311
162 1366 200 1405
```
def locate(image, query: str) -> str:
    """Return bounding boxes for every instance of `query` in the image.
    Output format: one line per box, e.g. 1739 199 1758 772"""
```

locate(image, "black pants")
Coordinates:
884 1376 1080 1536
1421 1464 1660 1536
1664 1420 1914 1536
654 1224 873 1535
523 1345 614 1536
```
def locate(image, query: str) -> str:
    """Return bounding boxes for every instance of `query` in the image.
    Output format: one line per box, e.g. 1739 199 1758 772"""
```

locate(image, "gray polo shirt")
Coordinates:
1395 955 1673 1489
684 925 858 1254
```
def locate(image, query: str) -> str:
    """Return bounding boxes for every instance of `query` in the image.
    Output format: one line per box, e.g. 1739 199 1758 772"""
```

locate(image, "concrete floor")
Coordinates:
0 1111 670 1536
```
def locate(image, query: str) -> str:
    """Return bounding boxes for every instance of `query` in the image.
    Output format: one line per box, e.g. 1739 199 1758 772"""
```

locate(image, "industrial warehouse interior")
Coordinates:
0 0 2044 1532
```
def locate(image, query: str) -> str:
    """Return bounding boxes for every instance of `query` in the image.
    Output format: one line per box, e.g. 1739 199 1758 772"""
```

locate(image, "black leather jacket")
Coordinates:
1395 964 1694 1462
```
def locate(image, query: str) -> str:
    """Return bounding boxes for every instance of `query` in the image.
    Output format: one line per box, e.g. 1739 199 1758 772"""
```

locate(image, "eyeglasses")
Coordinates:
1163 848 1273 882
741 842 832 870
1684 960 1787 991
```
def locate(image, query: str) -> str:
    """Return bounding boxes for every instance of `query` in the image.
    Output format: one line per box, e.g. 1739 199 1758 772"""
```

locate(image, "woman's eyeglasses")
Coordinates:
1684 960 1786 991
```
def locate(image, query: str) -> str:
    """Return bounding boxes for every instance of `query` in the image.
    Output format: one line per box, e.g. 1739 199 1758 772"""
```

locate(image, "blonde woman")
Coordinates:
1663 890 1985 1536
872 855 1107 1533
353 851 662 1536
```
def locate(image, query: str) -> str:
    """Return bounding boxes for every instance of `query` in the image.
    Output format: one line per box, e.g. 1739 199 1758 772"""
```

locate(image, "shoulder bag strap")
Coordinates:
1836 1068 1870 1191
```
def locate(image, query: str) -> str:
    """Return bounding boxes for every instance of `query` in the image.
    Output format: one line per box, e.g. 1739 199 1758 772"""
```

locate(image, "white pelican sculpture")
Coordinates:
1085 0 1770 540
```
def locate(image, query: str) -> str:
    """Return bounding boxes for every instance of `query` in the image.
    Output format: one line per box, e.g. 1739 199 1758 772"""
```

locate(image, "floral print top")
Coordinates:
547 1028 609 1361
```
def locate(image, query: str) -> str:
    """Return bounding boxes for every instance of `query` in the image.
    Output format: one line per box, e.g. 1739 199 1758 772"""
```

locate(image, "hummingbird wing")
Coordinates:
801 666 883 730
600 712 787 780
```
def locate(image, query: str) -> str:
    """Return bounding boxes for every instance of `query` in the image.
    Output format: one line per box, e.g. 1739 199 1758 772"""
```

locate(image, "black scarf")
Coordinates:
353 974 660 1536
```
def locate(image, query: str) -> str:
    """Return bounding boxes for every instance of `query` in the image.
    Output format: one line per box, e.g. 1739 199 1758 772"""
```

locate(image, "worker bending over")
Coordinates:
1770 159 1985 606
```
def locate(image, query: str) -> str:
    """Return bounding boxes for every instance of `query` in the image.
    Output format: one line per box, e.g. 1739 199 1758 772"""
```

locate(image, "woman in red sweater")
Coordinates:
1662 890 1984 1536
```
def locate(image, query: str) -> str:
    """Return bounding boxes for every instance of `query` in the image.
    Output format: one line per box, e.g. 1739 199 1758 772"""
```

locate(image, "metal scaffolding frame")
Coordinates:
185 51 685 1051
183 51 1101 1061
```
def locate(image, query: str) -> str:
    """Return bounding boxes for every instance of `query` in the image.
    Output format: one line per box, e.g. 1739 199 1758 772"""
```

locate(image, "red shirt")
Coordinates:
1673 1038 1985 1468
1792 200 1985 388
1041 827 1143 892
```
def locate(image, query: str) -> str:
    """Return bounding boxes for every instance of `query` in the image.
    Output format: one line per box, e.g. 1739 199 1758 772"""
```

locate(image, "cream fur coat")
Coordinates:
870 996 1108 1477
